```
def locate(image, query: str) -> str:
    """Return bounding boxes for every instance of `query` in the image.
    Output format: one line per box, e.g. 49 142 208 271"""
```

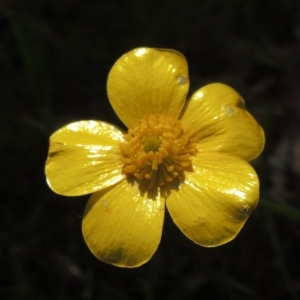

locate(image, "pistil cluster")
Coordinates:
120 114 197 195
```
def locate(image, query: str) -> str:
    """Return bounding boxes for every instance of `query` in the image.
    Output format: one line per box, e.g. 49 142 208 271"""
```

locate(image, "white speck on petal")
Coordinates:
178 76 186 85
225 105 235 116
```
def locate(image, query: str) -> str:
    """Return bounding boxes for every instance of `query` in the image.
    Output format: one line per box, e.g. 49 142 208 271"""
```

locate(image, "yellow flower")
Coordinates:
45 47 265 268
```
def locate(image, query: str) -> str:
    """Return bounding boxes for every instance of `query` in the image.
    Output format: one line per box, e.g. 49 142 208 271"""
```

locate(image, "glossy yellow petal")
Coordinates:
45 121 125 196
82 180 165 267
107 47 189 128
181 83 265 161
166 153 259 247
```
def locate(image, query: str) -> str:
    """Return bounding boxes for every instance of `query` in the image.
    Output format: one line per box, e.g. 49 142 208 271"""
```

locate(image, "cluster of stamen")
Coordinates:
120 114 197 196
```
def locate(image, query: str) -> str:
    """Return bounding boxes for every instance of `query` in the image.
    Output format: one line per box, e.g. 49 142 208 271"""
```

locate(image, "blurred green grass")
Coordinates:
1 0 300 299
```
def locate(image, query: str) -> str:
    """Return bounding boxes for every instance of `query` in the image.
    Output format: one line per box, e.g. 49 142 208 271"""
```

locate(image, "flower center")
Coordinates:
120 114 197 197
143 135 162 153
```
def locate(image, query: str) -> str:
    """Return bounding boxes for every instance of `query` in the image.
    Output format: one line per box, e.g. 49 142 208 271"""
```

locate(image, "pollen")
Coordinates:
119 114 197 196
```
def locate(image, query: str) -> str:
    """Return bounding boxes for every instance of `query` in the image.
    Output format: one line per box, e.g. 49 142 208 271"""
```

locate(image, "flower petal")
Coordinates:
107 47 189 128
45 121 125 196
181 83 265 161
82 180 165 267
166 153 259 247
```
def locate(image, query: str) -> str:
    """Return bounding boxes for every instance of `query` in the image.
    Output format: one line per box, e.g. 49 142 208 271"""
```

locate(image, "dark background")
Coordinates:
2 0 300 299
